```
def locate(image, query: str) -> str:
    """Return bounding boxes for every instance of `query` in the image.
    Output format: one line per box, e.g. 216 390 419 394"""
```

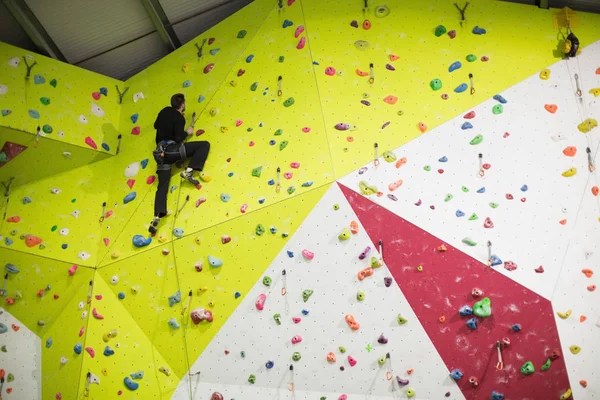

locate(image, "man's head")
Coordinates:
171 93 186 113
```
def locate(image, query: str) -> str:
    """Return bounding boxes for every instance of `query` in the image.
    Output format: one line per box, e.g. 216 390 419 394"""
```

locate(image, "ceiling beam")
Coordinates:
2 0 67 62
141 0 181 51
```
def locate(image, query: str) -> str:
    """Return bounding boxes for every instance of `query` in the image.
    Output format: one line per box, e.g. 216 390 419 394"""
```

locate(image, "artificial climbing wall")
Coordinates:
0 0 599 399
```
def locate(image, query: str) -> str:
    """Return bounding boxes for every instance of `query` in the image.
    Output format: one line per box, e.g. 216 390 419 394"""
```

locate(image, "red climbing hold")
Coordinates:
208 38 215 45
483 217 494 228
464 111 476 119
146 176 156 184
6 216 20 223
503 132 510 138
535 265 544 273
296 37 306 50
504 261 517 271
204 63 214 74
126 179 135 189
505 194 514 200
363 20 372 30
221 235 231 244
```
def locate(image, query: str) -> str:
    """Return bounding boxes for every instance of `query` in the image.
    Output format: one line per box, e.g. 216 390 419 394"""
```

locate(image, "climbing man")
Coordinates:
149 93 210 235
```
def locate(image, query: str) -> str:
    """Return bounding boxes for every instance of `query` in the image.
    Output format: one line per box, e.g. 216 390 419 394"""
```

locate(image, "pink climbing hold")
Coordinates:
84 136 98 150
105 210 113 218
240 204 248 213
284 172 293 179
504 261 518 271
290 162 300 169
294 25 305 38
126 179 135 189
235 120 243 127
103 238 110 246
292 317 301 323
255 293 266 310
92 308 104 320
302 249 314 260
56 393 62 400
249 141 255 147
338 395 348 400
325 67 336 76
131 126 140 135
68 265 78 276
146 176 156 184
92 92 101 100
288 0 295 5
85 347 95 358
347 355 357 366
302 127 311 133
79 326 85 337
291 335 302 344
196 198 206 207
296 37 306 50
95 295 102 300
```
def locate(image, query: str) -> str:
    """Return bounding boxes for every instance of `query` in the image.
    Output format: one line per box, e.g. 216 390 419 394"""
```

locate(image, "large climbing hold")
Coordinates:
132 235 151 248
473 297 492 317
520 361 535 375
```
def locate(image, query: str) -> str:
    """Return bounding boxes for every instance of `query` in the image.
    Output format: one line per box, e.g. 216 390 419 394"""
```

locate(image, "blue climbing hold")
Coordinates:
450 369 463 380
131 113 138 123
173 228 184 238
461 122 473 130
490 255 503 266
1 110 11 117
168 291 181 307
183 80 192 88
287 251 294 258
132 235 151 248
228 172 234 177
124 192 137 204
283 19 293 28
477 187 486 193
268 179 275 186
74 343 82 355
466 318 477 329
220 193 231 202
490 391 505 400
198 95 206 103
439 156 448 162
520 184 528 192
234 292 241 299
301 309 309 315
4 237 13 246
269 140 276 146
493 94 507 104
266 360 274 369
101 143 110 151
472 26 487 34
313 61 319 65
270 227 277 234
456 210 465 217
302 181 313 187
208 255 224 268
61 244 68 249
511 324 521 332
170 185 178 194
130 371 144 380
168 318 180 329
209 48 220 56
118 292 125 299
140 158 148 169
459 305 473 316
449 61 462 72
455 83 468 93
28 109 40 119
23 196 32 204
104 346 115 356
258 197 265 204
46 337 53 348
0 323 7 334
99 87 108 96
246 54 254 63
124 377 139 391
33 75 45 84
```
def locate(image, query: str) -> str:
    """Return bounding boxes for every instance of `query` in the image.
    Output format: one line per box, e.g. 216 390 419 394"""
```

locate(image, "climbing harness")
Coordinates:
195 39 207 59
454 2 469 26
99 202 106 223
574 74 582 97
277 75 283 97
374 142 379 166
153 140 186 171
478 153 484 177
369 63 374 84
23 56 37 79
587 147 595 172
495 341 504 370
469 73 475 94
115 85 129 104
276 167 281 193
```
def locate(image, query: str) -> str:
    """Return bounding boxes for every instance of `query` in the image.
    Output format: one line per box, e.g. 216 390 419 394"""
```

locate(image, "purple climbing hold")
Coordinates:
384 277 393 287
350 20 359 28
377 334 388 344
361 100 370 106
386 64 395 71
396 376 409 386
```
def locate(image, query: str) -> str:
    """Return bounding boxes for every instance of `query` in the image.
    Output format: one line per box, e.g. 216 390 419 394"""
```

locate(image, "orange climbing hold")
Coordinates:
563 146 577 157
559 219 567 225
357 267 374 281
25 234 42 248
592 186 599 196
388 180 403 191
350 221 359 234
596 67 600 75
544 104 558 113
438 316 446 323
587 284 596 292
389 54 399 61
582 269 593 278
580 315 587 322
418 122 427 133
437 244 447 252
362 19 371 30
407 368 414 375
6 216 20 223
356 69 369 76
383 95 398 105
345 314 360 331
395 157 407 168
580 380 588 388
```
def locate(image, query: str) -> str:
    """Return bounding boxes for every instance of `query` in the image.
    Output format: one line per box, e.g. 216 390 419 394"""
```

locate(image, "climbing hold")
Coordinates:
397 315 407 325
466 318 477 329
540 358 551 371
283 97 295 107
491 391 505 400
450 369 463 380
462 238 477 246
406 388 416 398
124 377 139 391
569 345 581 354
468 213 478 221
512 324 521 332
578 118 598 133
520 361 535 375
430 79 442 91
434 25 447 37
85 347 95 358
461 122 473 130
237 29 247 38
46 337 53 348
544 104 558 113
473 297 492 317
345 314 360 330
562 168 577 177
470 135 483 145
449 62 461 72
123 192 136 204
472 26 486 34
168 291 181 307
362 19 371 30
347 355 357 366
359 181 378 196
375 5 390 17
459 305 473 316
338 228 351 241
580 380 587 388
190 308 213 324
207 255 223 268
302 289 313 302
132 235 151 248
292 352 302 361
356 291 365 301
255 294 266 310
560 389 572 400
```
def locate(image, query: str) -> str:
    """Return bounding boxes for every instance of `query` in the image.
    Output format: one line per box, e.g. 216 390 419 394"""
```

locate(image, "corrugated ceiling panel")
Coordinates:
160 0 234 23
0 1 38 52
76 32 169 81
171 0 253 44
24 0 156 64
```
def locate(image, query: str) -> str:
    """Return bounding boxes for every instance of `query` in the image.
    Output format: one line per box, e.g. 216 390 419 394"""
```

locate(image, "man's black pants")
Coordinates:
154 141 210 218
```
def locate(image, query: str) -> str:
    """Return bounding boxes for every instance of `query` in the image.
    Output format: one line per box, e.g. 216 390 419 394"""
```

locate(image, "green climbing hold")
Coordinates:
378 355 386 365
461 186 469 192
435 25 447 37
250 82 258 91
333 204 340 210
466 54 477 62
262 276 272 286
397 314 407 325
302 289 313 302
280 140 288 150
462 238 477 246
237 30 247 39
338 228 351 241
444 194 453 202
292 351 301 361
468 213 478 221
492 104 504 115
287 186 295 195
256 224 265 236
252 166 262 177
359 181 378 196
71 198 76 203
520 361 535 375
473 297 492 317
6 372 14 382
489 202 499 208
279 56 285 63
383 151 396 162
51 225 58 232
49 79 57 87
274 129 283 136
248 374 256 384
273 313 281 324
40 97 50 105
42 124 52 134
430 78 443 91
424 165 431 171
283 97 295 107
406 389 416 398
356 290 365 301
541 358 551 371
470 134 483 145
247 127 253 132
338 346 346 353
370 256 382 268
0 153 6 162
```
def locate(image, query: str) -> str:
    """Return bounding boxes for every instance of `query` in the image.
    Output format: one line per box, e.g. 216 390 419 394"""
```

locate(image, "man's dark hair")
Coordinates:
171 93 185 109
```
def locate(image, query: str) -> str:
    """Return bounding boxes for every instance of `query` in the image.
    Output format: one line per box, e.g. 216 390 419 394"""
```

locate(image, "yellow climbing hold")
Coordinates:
560 388 572 400
569 345 581 354
589 88 600 97
562 168 577 177
359 181 378 196
557 309 572 319
338 228 351 241
577 118 598 133
182 63 191 73
539 69 551 80
111 250 120 259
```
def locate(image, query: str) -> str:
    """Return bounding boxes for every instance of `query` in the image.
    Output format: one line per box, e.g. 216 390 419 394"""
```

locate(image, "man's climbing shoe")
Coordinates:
148 218 160 235
181 170 200 186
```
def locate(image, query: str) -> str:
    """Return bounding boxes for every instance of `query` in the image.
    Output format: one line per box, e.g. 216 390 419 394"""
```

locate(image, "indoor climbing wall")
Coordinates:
1 0 600 399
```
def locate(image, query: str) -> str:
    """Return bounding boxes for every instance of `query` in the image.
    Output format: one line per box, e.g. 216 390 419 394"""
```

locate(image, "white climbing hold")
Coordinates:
78 115 88 124
91 103 105 118
0 84 7 95
7 57 20 68
133 92 144 102
124 162 140 178
78 251 91 261
71 210 80 218
63 152 71 158
59 228 69 236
